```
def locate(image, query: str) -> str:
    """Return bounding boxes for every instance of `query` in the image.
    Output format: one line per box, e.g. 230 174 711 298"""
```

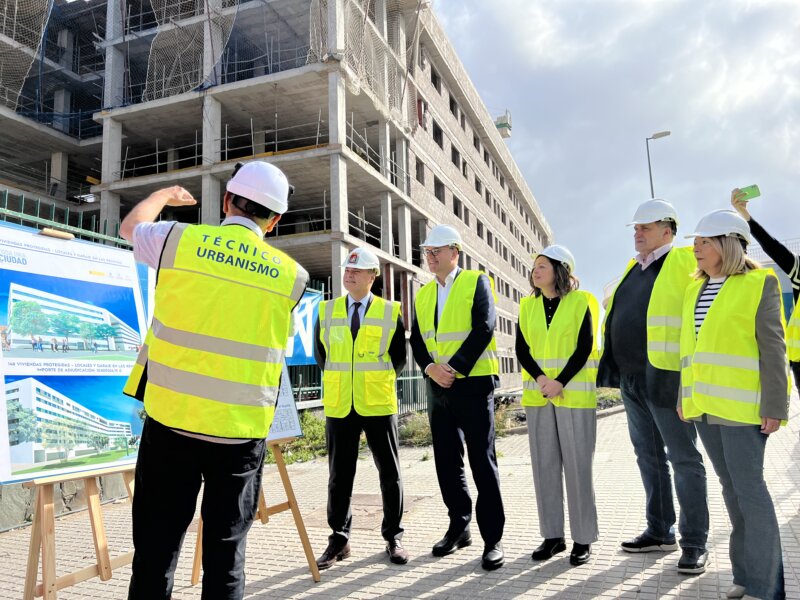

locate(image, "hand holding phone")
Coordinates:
739 185 761 200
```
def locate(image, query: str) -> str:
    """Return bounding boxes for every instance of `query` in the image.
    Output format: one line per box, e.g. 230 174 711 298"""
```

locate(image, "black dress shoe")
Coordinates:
569 542 591 566
481 542 504 570
432 529 472 557
677 547 708 574
315 541 351 570
531 537 566 561
386 539 409 565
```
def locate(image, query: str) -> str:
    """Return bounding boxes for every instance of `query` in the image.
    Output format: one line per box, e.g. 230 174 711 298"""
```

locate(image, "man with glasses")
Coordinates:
410 224 505 571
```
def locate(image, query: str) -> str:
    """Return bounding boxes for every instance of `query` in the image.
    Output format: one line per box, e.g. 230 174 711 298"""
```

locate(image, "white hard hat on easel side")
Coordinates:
685 209 752 245
342 247 380 273
420 224 462 248
628 199 679 226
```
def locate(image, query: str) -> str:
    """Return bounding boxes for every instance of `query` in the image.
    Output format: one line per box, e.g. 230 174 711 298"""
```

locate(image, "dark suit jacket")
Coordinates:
314 297 407 373
409 270 498 391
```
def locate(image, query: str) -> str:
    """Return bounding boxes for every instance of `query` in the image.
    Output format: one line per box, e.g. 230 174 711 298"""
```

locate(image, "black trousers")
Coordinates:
427 377 505 546
326 410 404 545
128 417 265 600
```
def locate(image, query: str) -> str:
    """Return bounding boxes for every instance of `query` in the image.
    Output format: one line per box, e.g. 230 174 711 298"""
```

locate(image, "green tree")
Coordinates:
7 399 38 446
48 312 80 338
9 301 50 336
89 433 109 454
41 419 77 462
79 322 97 348
94 323 120 350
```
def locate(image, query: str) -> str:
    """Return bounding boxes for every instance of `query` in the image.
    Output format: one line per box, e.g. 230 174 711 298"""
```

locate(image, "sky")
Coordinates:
434 0 800 301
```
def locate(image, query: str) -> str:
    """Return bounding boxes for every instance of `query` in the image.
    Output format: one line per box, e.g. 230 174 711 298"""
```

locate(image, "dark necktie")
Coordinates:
351 301 362 339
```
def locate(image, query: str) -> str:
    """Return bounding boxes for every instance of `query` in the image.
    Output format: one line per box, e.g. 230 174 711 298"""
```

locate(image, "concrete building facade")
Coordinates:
0 0 552 389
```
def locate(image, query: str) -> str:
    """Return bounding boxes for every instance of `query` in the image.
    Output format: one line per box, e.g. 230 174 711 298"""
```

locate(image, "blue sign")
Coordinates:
285 290 322 366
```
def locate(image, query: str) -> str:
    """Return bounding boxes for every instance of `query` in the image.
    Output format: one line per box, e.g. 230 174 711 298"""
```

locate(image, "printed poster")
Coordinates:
0 223 148 484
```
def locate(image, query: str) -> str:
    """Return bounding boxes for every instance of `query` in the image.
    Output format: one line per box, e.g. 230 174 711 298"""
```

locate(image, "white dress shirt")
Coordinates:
347 291 373 331
436 266 461 324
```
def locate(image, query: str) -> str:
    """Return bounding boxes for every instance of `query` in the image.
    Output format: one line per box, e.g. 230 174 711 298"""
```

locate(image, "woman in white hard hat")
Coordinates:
681 209 787 600
515 245 599 566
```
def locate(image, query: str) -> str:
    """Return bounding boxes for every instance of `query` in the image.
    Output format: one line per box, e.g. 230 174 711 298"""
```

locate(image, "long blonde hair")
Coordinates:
693 235 760 279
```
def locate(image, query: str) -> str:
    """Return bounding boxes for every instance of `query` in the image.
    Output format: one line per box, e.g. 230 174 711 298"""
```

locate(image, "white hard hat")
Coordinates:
533 245 576 274
226 161 292 214
685 209 752 245
342 247 380 272
420 224 462 248
628 199 679 227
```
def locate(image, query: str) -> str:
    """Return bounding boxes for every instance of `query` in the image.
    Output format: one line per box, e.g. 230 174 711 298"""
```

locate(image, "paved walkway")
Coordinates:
1 401 799 599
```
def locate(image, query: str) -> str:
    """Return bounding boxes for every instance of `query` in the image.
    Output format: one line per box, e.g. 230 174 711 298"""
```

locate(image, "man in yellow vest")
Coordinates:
119 160 308 600
313 246 408 569
597 199 709 574
410 224 505 571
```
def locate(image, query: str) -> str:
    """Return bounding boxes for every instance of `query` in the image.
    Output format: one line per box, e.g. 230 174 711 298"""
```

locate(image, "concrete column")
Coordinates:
201 174 221 225
380 192 393 254
165 147 177 171
204 0 224 85
397 203 411 262
330 154 348 234
104 0 125 107
382 262 394 300
399 270 412 333
328 70 346 146
331 241 348 298
53 88 71 133
100 191 121 237
50 152 68 200
56 29 75 70
327 0 345 57
418 219 428 245
378 120 390 178
394 136 408 194
101 118 122 183
202 96 221 165
390 7 407 64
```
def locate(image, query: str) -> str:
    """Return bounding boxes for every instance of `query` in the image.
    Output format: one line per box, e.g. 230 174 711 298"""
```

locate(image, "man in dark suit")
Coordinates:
409 224 505 571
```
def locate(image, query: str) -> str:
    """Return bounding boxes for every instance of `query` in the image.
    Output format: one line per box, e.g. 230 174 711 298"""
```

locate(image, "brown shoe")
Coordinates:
386 539 409 565
316 541 351 570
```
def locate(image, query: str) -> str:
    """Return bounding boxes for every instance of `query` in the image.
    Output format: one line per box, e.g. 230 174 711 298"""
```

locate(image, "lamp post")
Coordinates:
645 130 671 198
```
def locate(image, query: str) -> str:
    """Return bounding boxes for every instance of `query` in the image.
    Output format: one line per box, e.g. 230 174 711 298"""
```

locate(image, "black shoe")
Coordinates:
481 542 504 570
432 529 472 557
531 537 567 561
677 547 708 574
315 541 351 570
386 539 409 565
569 543 591 566
620 532 678 553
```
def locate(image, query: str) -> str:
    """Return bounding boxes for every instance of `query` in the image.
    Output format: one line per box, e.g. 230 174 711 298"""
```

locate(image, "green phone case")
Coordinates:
740 185 761 200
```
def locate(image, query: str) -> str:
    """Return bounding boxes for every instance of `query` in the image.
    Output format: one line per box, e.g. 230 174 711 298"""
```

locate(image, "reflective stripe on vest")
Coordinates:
132 222 308 438
680 269 787 425
319 295 401 418
519 290 599 409
414 270 499 378
602 246 695 371
787 302 800 362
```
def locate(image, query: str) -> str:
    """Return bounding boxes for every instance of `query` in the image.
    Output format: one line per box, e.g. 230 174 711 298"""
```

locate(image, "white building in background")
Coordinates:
7 282 141 351
6 377 133 466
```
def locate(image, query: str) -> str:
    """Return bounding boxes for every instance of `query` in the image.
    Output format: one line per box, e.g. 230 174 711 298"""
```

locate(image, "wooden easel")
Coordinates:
22 464 136 600
191 437 321 585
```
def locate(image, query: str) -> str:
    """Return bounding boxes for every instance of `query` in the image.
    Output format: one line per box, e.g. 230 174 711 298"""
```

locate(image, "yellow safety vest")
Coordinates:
414 270 499 378
519 290 599 408
786 302 800 362
123 223 308 438
319 295 401 418
680 269 788 425
602 246 695 371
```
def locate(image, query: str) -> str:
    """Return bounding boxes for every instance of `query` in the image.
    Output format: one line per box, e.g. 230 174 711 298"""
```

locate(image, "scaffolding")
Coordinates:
0 0 52 109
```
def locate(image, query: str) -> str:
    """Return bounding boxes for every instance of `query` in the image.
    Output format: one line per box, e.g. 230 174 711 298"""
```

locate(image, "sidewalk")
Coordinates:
1 401 799 599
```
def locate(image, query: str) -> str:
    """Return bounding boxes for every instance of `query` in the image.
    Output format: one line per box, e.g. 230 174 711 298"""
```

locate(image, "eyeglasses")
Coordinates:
423 248 450 257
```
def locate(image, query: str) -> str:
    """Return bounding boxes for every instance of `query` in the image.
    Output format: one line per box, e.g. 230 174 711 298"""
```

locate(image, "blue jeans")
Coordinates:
620 373 708 550
696 419 785 600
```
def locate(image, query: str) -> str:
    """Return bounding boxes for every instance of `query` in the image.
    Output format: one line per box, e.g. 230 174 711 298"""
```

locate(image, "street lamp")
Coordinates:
645 130 671 198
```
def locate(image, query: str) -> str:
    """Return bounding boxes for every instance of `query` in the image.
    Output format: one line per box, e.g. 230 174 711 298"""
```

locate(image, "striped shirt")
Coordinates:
695 277 727 334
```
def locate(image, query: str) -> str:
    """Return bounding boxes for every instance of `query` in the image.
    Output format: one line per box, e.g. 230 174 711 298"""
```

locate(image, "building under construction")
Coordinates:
0 0 552 390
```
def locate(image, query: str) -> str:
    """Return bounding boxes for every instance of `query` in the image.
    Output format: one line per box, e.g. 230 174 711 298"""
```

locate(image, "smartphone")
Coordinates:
739 184 761 200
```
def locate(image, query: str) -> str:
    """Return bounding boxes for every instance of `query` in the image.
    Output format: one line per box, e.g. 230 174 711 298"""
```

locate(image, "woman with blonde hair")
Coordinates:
681 209 787 600
515 245 599 566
